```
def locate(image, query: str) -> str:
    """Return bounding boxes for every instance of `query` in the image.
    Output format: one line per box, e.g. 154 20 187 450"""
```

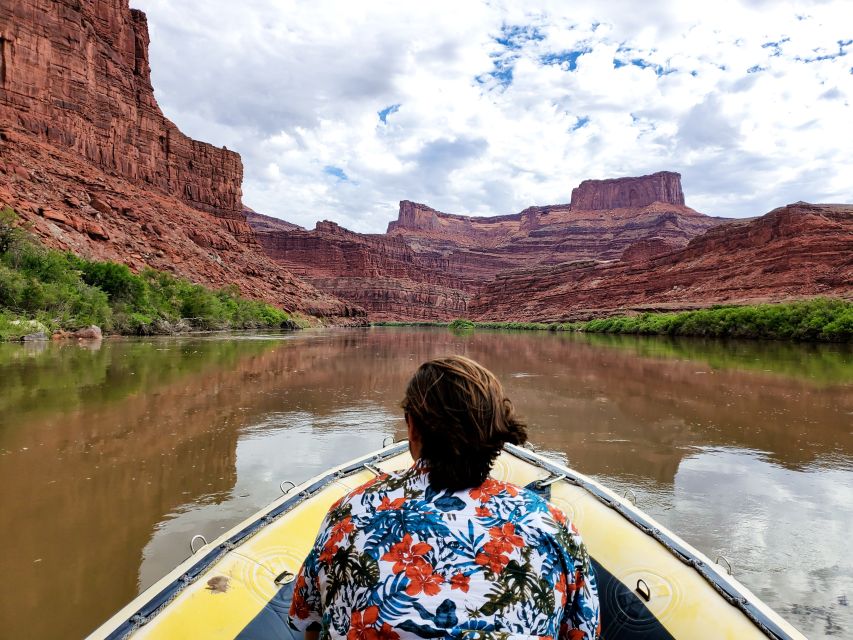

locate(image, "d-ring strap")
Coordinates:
635 578 651 602
190 534 208 555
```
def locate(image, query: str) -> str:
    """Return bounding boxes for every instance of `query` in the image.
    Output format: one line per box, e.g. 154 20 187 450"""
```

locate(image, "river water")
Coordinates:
0 328 850 639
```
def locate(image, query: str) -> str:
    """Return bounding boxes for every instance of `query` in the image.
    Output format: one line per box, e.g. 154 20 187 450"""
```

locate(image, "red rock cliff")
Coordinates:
253 178 724 320
0 0 360 321
570 171 685 210
0 0 242 220
255 220 469 321
470 203 853 321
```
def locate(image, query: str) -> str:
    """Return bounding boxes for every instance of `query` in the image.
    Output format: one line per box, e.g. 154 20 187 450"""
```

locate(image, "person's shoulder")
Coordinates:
507 485 575 531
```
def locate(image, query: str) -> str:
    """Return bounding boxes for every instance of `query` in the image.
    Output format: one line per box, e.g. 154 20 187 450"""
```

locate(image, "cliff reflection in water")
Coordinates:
0 329 850 639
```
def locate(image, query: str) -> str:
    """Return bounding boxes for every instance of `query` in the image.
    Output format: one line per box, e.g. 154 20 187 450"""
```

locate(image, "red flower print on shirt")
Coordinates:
469 478 501 503
381 533 432 574
548 504 567 526
330 516 355 544
319 540 339 565
377 623 400 640
290 586 312 620
489 523 525 550
450 573 470 593
348 606 380 640
405 561 444 596
555 573 568 606
377 496 406 512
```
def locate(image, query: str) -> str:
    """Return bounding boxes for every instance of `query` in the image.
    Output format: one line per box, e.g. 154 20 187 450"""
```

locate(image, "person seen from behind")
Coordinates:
289 355 600 639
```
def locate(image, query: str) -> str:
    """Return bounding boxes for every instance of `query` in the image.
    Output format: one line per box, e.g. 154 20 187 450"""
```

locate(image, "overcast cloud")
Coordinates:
133 0 852 232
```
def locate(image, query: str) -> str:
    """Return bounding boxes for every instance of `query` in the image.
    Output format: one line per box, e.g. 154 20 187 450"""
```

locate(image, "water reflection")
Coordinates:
0 329 849 639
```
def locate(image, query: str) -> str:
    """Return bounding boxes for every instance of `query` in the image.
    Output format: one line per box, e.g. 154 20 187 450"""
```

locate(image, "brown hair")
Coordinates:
401 355 528 491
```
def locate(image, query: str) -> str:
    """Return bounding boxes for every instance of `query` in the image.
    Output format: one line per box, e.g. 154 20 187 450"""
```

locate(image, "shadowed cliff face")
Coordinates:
0 0 358 319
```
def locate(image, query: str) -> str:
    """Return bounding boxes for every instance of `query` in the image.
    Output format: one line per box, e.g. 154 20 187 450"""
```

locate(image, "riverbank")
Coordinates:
376 299 853 342
0 208 305 341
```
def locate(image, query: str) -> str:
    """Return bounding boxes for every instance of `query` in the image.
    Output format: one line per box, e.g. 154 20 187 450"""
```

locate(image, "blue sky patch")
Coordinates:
323 165 348 181
478 55 517 88
378 104 401 124
762 37 790 57
796 40 850 64
494 24 544 50
747 65 764 73
541 48 590 71
571 116 590 131
628 58 674 75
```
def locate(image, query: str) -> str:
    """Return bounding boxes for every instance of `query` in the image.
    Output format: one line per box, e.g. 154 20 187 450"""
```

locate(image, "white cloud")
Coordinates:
134 0 853 232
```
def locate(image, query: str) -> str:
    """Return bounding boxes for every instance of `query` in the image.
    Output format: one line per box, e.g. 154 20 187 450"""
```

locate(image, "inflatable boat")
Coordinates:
88 442 805 639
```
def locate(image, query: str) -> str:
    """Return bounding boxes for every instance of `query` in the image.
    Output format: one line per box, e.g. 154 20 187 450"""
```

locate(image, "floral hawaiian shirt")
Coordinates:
289 460 600 640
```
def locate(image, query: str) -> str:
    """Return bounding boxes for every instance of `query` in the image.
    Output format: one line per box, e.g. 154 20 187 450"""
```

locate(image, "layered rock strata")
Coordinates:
256 221 469 321
0 0 360 320
570 171 685 210
0 0 241 220
470 203 853 321
254 173 724 319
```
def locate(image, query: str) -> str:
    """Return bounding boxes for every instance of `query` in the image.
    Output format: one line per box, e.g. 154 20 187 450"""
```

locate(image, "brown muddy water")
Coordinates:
0 327 850 639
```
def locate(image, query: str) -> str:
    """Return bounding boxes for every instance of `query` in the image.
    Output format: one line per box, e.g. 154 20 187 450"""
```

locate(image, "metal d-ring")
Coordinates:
190 534 208 555
623 488 637 505
635 578 651 602
715 555 733 576
382 435 395 447
274 570 295 586
535 473 566 489
279 480 296 495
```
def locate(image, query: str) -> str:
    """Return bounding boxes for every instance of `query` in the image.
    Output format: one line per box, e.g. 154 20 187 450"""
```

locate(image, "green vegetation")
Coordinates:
374 299 852 342
0 207 297 340
565 299 852 341
448 318 475 331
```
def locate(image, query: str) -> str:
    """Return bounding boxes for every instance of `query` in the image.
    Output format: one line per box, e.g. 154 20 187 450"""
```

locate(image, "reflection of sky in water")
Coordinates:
662 448 852 638
139 404 399 589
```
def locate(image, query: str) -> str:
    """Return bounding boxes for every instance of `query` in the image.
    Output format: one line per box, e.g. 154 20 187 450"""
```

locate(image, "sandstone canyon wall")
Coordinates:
570 170 685 210
252 172 732 320
255 220 469 320
0 0 241 220
0 0 359 319
470 202 853 321
252 171 851 321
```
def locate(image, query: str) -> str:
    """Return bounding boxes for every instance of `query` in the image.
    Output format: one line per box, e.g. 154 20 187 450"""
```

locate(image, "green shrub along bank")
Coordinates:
558 299 852 341
374 299 852 342
0 207 297 340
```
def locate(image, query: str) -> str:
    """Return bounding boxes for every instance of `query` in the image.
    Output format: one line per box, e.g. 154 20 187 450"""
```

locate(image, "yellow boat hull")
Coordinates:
88 443 805 639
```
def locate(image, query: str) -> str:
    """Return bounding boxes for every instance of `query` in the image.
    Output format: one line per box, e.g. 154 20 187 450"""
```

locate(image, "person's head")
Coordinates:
401 355 528 491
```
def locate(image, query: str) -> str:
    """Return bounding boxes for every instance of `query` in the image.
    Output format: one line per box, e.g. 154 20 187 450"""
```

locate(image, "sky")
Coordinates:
133 0 852 233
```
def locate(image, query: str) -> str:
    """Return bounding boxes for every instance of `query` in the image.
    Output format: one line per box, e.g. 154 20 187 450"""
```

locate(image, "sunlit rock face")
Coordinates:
0 0 358 320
